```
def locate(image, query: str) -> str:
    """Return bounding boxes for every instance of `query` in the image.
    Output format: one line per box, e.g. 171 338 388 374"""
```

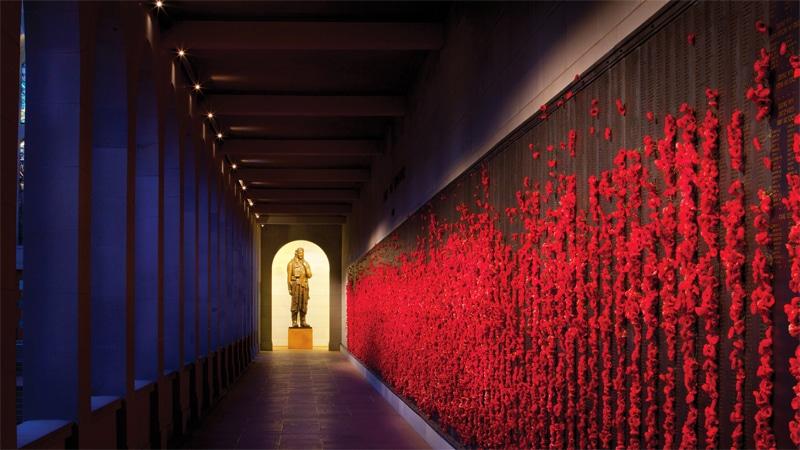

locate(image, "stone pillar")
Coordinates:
163 95 180 373
208 155 218 354
196 132 208 358
89 2 127 399
133 43 159 384
220 182 229 347
23 0 93 422
182 135 196 364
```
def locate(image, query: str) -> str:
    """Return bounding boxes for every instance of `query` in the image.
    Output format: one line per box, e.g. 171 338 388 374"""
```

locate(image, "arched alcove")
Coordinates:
271 240 330 347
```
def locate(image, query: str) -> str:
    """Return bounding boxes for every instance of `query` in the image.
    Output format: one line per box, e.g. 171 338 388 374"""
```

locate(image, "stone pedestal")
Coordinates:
288 327 313 349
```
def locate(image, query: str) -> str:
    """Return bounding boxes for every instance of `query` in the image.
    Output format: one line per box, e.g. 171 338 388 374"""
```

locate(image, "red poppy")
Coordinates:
688 33 696 45
590 99 600 118
794 132 800 164
706 88 719 108
615 98 626 116
646 111 655 122
604 127 612 141
755 20 768 33
792 55 800 78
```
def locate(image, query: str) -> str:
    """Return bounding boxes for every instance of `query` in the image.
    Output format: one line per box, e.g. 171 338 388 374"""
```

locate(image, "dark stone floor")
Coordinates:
183 350 431 449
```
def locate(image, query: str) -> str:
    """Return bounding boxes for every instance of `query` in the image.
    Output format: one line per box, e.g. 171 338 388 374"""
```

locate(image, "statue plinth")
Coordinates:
288 327 313 349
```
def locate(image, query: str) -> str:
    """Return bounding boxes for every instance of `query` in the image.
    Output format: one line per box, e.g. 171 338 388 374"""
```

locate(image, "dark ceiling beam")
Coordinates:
236 168 370 183
163 21 443 51
253 203 352 215
248 189 360 203
222 139 380 157
207 95 405 117
258 215 347 225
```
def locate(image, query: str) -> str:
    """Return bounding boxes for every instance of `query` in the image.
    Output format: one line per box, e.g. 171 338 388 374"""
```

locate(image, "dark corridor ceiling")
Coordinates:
156 1 451 224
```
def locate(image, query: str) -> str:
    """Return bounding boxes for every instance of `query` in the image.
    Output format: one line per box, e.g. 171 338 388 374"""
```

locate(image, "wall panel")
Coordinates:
347 1 800 448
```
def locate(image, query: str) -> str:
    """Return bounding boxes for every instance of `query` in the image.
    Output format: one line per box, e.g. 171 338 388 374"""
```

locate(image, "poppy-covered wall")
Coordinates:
346 1 800 448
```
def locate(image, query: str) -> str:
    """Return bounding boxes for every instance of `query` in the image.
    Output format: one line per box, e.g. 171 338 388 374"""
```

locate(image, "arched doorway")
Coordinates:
271 240 330 347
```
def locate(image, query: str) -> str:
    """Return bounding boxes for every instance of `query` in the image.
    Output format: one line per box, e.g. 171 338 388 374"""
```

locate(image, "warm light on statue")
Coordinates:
287 247 312 328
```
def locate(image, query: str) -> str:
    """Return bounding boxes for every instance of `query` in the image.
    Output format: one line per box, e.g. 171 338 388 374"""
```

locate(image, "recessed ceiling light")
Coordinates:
177 49 185 57
207 112 214 119
193 83 201 91
155 1 164 8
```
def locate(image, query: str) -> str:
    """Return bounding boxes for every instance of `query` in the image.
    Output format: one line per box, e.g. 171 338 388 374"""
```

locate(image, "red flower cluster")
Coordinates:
746 48 771 121
722 179 746 449
794 115 800 164
568 129 577 158
615 98 626 116
529 143 540 160
751 190 776 450
347 66 787 448
727 110 744 172
706 88 719 108
675 103 700 449
784 174 800 446
540 103 549 120
697 106 720 449
791 54 800 79
590 98 600 118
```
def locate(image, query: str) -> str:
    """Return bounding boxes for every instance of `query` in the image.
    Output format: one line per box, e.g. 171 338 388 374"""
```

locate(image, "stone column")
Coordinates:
133 42 159 384
23 0 93 422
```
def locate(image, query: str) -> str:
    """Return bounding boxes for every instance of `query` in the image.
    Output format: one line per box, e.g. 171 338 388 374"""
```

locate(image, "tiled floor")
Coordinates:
183 349 431 449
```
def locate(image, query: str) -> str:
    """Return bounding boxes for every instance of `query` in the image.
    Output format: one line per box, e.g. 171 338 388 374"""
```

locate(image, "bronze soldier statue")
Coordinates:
287 248 312 328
